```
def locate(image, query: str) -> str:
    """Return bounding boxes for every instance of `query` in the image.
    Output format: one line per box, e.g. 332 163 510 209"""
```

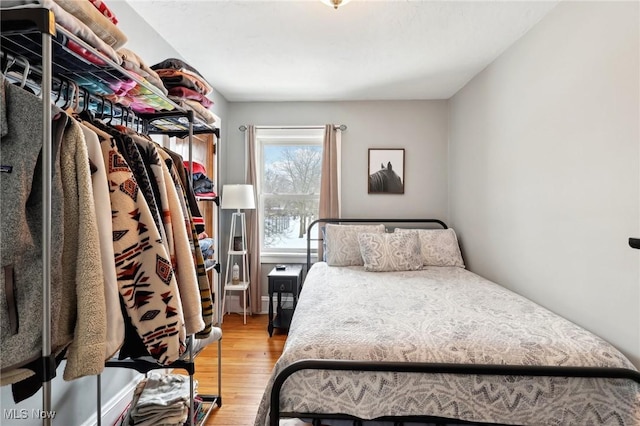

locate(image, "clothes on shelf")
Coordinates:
152 58 216 124
1 5 221 421
118 48 168 96
120 373 196 426
168 86 212 108
181 98 216 124
88 0 119 25
53 0 128 49
198 238 216 260
1 0 124 64
184 161 216 198
0 77 216 402
152 58 213 95
1 1 180 116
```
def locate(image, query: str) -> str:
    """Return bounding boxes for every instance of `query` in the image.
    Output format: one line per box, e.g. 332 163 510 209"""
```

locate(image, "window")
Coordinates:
257 128 324 255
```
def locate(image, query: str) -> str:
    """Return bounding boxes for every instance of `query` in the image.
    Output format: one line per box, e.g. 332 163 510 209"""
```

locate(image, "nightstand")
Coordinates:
268 265 303 337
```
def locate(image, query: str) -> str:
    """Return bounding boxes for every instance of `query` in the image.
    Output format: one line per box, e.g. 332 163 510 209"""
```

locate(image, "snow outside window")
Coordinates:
256 128 324 255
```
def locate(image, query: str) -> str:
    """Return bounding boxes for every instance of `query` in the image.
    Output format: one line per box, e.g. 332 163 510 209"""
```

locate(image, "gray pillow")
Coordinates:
357 231 423 272
395 228 465 268
324 224 386 266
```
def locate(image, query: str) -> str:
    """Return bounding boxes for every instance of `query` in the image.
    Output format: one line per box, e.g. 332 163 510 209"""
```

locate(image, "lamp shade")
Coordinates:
221 184 256 210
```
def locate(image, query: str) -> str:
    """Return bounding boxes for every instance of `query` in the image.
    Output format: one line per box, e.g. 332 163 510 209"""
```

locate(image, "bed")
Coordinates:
255 219 640 426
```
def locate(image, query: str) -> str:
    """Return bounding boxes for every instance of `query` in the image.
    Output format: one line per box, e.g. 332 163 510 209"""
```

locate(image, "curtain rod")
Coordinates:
238 124 347 131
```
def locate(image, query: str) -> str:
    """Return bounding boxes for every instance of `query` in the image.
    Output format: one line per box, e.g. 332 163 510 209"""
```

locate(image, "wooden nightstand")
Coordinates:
268 265 303 337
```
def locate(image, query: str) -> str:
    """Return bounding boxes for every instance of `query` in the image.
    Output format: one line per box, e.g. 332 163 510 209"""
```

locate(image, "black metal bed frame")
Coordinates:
305 218 448 272
268 218 640 426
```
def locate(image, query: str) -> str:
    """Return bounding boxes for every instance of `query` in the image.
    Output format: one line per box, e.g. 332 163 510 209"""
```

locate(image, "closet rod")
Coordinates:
238 124 347 131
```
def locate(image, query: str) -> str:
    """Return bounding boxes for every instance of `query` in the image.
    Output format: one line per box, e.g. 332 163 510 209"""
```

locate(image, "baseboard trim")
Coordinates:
222 295 294 315
261 295 294 314
80 377 139 426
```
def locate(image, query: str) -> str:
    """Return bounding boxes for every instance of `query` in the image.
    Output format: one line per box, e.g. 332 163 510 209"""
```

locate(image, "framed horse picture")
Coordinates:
368 148 405 194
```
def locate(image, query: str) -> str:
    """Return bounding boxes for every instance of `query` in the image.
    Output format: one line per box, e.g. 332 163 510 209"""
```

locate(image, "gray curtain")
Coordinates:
245 125 262 313
318 124 341 259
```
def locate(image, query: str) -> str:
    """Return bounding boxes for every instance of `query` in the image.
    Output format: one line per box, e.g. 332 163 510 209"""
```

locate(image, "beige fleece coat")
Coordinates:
59 117 107 380
79 122 124 359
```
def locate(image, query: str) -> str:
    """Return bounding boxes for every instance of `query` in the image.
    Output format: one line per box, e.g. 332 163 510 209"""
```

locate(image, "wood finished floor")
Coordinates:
193 313 287 426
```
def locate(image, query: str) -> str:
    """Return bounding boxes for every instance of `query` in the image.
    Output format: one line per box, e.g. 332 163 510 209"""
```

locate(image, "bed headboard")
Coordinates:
305 218 448 272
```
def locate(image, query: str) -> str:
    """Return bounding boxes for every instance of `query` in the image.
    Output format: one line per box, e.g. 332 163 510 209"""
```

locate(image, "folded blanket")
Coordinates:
118 48 167 95
157 69 212 96
168 98 216 124
54 0 127 49
88 0 118 25
168 86 213 108
151 58 205 78
1 0 122 65
184 99 216 124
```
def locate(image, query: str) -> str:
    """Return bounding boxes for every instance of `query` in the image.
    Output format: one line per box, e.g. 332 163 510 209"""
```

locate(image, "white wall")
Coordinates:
222 101 449 297
449 1 639 367
225 101 449 218
109 0 230 121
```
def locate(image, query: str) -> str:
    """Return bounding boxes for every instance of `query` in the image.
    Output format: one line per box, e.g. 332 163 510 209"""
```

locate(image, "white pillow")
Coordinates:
324 224 386 266
395 228 465 268
357 231 423 272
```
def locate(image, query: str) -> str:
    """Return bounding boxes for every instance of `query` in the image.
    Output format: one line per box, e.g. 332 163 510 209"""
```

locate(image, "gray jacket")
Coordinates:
0 78 68 376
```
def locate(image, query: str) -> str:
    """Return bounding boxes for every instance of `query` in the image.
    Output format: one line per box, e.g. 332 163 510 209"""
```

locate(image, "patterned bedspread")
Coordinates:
255 263 640 426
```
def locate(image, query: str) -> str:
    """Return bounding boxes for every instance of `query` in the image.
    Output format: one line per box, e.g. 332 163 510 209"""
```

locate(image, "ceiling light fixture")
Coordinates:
321 0 352 10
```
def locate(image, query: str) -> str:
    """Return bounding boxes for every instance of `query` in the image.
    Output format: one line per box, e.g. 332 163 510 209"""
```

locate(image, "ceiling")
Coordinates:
123 0 558 102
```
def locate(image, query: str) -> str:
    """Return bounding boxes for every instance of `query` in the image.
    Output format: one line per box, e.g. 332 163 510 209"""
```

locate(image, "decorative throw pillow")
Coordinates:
395 228 465 268
357 231 423 272
324 224 386 266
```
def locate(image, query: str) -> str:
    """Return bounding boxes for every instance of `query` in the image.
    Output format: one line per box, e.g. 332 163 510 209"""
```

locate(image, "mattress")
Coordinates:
255 262 639 425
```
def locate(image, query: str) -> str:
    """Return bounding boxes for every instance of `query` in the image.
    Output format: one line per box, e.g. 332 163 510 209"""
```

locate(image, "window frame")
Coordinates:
256 129 324 257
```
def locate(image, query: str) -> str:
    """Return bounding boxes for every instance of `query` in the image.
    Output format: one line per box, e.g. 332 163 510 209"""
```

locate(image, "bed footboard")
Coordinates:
269 359 640 426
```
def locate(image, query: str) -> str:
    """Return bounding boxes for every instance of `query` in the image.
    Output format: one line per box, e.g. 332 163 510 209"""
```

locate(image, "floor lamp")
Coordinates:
221 184 256 324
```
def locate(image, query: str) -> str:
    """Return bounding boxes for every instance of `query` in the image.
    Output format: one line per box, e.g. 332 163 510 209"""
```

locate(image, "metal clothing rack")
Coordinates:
1 7 221 426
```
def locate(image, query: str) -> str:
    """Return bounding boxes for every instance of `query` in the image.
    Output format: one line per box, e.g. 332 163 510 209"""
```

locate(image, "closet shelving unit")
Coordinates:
1 7 221 426
154 118 222 322
105 111 223 426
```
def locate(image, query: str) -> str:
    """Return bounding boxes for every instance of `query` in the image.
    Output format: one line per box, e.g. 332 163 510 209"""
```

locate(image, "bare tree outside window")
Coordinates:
261 143 322 251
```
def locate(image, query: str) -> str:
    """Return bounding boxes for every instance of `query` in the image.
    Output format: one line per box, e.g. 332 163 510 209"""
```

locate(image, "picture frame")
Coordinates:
368 148 405 194
233 236 244 251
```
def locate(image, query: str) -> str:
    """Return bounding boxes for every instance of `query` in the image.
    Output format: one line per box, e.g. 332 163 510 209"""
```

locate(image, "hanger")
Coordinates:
82 88 90 112
105 98 113 125
14 56 30 89
61 80 73 110
65 81 80 114
2 55 37 94
53 79 66 107
2 56 16 76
